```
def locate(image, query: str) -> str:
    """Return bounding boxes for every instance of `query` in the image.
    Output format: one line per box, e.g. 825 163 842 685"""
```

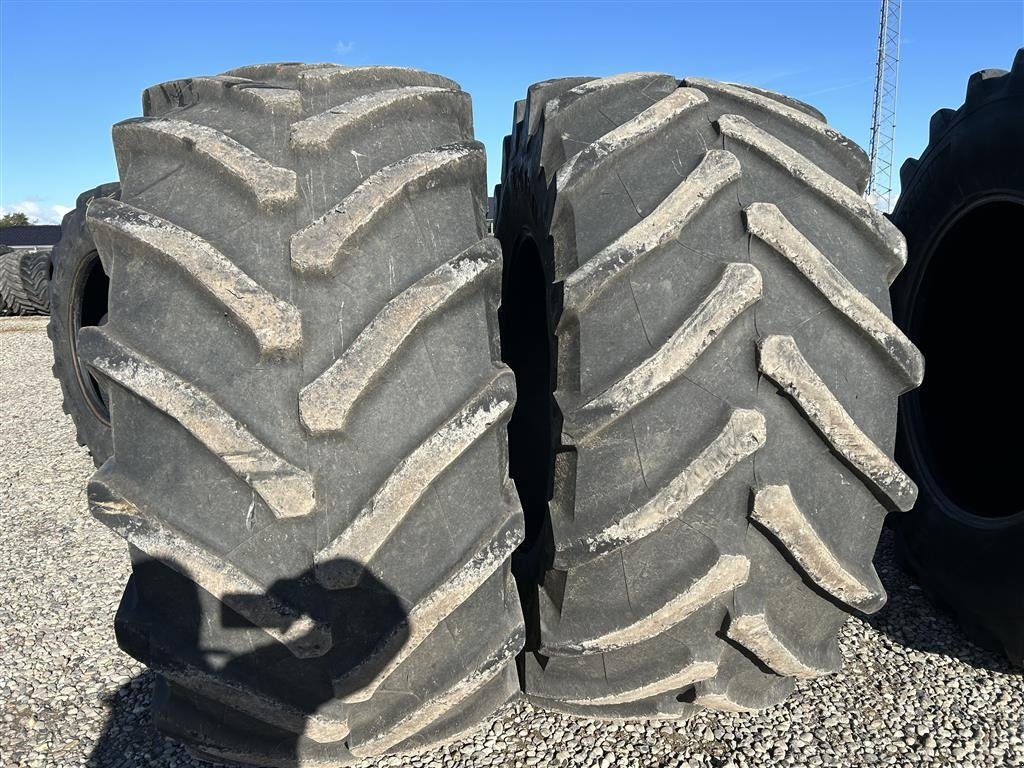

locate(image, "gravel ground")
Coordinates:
1 315 1021 768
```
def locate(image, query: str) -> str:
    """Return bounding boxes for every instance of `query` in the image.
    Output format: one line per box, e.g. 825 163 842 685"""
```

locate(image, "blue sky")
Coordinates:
1 1 1021 222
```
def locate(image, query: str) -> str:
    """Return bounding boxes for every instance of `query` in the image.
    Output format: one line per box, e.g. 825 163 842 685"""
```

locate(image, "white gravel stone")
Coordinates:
0 315 1021 767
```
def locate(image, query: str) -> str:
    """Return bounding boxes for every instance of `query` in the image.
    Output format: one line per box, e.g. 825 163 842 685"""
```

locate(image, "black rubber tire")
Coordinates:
48 182 119 466
890 49 1024 667
496 73 923 716
82 62 524 765
0 247 51 315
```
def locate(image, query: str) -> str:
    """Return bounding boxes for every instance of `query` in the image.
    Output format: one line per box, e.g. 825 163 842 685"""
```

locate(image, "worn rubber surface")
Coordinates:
496 73 922 716
48 183 119 465
890 49 1024 667
0 247 50 315
83 62 524 765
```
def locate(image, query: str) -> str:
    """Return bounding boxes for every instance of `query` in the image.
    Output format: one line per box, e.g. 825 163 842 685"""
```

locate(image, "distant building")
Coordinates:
486 196 496 234
0 225 62 250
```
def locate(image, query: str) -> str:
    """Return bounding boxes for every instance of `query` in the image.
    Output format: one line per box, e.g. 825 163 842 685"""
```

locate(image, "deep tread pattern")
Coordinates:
291 87 472 151
350 626 523 756
144 76 304 118
299 239 501 435
334 515 523 704
928 108 957 142
565 262 762 438
751 485 885 611
290 142 485 274
757 334 917 511
87 197 303 358
561 149 741 312
899 157 919 188
745 203 922 387
90 469 330 658
553 408 766 567
542 554 750 655
113 118 299 208
498 72 919 717
683 77 869 188
81 327 316 519
0 248 50 315
88 63 523 763
717 114 907 279
314 368 516 586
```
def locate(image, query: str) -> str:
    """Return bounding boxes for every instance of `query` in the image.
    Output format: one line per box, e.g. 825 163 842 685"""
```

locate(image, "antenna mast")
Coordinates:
867 0 902 211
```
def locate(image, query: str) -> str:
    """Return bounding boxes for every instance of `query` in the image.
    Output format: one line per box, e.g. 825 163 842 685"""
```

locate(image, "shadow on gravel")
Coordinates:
866 526 1018 674
89 556 407 767
88 670 203 767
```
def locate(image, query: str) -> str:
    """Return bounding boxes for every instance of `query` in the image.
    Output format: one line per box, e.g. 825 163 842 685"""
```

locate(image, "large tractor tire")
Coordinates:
49 182 119 465
0 247 51 315
890 49 1024 666
83 62 524 765
496 72 923 716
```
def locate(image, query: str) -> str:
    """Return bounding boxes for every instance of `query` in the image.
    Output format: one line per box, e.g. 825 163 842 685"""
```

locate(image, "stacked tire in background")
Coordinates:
82 63 524 764
68 61 923 764
0 246 50 315
49 183 120 465
890 49 1024 667
495 73 922 715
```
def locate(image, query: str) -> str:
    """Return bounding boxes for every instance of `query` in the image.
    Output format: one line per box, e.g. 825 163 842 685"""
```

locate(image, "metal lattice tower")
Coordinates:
867 0 902 211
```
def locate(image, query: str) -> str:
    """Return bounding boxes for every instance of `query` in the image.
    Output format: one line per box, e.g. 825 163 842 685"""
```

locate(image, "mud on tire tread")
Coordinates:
496 72 921 715
86 62 524 764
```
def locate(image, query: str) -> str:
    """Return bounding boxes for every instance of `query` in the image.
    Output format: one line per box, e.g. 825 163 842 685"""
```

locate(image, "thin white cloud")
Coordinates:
0 199 72 225
798 77 873 98
335 40 355 55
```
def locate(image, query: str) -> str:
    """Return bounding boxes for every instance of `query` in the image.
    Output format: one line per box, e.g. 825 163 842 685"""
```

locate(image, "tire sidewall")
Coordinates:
890 75 1024 663
49 184 118 465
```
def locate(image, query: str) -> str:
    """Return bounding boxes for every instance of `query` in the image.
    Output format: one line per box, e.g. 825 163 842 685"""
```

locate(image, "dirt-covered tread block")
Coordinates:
114 118 299 208
684 77 868 183
561 149 741 312
87 197 303 358
89 470 329 658
291 86 472 151
299 239 502 434
751 485 885 611
81 326 316 518
314 368 516 586
290 141 485 274
553 408 766 567
87 62 524 764
717 113 907 279
566 262 762 437
757 334 917 511
744 202 923 386
543 553 750 656
497 70 921 717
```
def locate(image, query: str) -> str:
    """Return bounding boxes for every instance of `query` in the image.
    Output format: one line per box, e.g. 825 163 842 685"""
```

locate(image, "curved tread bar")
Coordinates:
87 198 302 358
314 368 516 588
113 117 298 209
758 335 918 511
80 327 315 519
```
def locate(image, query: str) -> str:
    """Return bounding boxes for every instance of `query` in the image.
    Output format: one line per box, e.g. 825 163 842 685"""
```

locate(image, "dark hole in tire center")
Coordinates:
909 199 1023 518
499 232 557 591
73 251 111 422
